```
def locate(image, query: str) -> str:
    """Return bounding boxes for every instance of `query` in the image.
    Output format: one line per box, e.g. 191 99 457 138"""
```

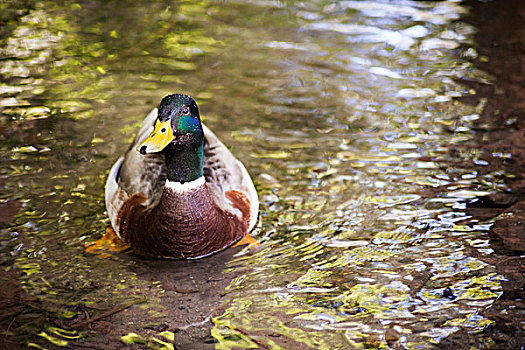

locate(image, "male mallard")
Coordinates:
105 94 259 258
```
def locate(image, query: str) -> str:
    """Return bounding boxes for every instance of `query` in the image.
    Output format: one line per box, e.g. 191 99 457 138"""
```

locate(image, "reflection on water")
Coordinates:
0 0 506 348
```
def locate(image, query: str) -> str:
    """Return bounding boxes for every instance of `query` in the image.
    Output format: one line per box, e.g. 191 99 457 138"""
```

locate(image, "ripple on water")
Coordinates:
0 0 504 348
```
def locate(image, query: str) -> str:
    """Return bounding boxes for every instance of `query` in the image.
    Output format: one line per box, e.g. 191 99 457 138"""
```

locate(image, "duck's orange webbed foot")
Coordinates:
85 227 130 258
233 233 260 248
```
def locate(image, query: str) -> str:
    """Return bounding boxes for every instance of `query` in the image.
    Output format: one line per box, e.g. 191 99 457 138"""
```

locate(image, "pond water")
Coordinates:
0 0 508 349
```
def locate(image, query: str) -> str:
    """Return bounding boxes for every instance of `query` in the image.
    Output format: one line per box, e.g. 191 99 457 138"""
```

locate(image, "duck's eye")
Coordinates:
161 128 166 133
181 106 190 116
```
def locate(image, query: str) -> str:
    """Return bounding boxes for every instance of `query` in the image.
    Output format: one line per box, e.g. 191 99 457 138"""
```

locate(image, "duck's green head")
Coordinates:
138 94 205 183
138 94 204 155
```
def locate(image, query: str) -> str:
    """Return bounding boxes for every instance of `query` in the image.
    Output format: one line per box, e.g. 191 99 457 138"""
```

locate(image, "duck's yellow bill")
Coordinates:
137 119 173 154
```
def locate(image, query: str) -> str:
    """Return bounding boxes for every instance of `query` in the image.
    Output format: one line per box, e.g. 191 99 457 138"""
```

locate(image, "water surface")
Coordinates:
0 0 506 348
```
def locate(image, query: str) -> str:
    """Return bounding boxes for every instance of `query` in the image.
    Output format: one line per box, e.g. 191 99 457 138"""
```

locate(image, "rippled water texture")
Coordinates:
0 0 508 349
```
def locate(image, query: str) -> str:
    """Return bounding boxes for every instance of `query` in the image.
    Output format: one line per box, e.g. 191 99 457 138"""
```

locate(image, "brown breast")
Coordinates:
116 184 250 258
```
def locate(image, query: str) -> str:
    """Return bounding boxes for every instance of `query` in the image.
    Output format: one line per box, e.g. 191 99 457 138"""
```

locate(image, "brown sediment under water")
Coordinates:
0 0 523 348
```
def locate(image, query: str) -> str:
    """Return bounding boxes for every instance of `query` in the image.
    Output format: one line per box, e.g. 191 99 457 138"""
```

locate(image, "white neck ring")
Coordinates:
165 176 205 194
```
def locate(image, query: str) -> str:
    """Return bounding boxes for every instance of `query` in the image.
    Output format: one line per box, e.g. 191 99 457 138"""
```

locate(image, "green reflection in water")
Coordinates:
0 0 507 348
0 0 221 347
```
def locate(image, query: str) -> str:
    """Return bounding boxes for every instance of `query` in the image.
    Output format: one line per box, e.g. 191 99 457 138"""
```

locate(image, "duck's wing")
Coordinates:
202 124 259 231
118 108 166 202
105 108 166 234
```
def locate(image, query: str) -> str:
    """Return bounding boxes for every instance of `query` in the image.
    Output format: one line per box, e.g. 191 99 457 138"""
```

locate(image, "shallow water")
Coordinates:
0 0 509 348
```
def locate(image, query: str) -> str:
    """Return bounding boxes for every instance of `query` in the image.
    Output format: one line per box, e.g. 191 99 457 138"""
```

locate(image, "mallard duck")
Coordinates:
104 94 259 258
